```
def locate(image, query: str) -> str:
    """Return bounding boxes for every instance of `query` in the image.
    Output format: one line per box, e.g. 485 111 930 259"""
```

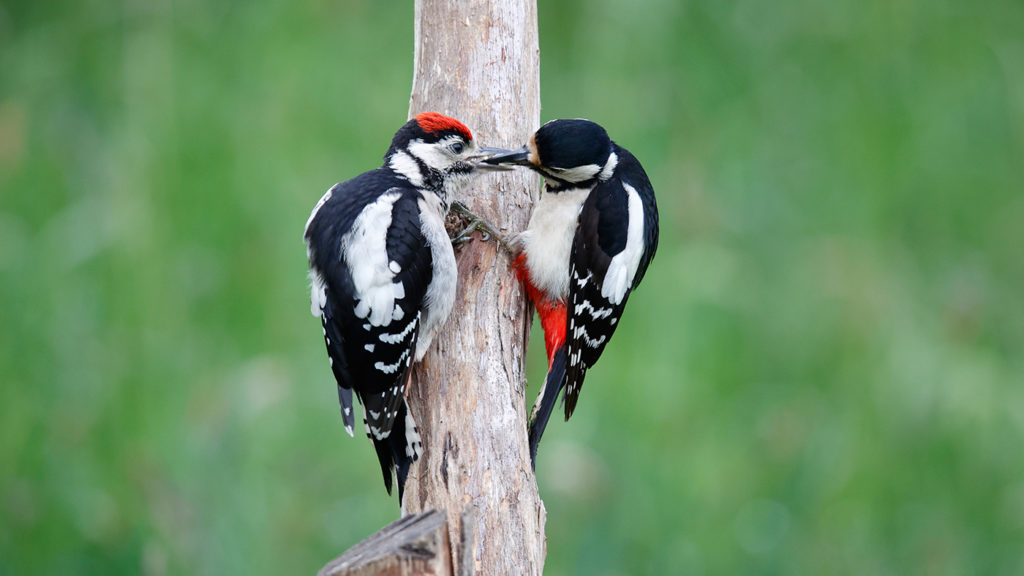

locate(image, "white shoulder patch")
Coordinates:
342 192 406 327
601 183 645 305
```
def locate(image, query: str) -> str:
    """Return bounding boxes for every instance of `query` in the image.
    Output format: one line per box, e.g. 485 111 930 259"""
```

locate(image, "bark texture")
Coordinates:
402 1 545 575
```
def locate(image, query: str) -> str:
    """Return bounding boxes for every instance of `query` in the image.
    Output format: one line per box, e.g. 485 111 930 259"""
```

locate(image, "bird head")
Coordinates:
385 113 506 194
481 119 617 190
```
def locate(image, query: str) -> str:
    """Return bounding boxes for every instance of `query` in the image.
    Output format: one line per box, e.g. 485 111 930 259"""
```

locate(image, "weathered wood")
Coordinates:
402 1 546 575
318 510 452 576
319 2 544 574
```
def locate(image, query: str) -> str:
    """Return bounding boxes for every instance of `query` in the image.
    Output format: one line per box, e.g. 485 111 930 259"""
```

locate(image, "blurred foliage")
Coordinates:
2 0 1023 574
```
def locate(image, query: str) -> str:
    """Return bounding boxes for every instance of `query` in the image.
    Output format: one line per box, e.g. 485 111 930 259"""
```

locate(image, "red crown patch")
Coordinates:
414 112 473 141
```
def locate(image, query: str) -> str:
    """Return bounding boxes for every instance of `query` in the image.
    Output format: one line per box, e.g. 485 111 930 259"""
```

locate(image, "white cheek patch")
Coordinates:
601 183 645 305
407 137 460 172
342 192 407 327
389 151 423 187
549 163 601 183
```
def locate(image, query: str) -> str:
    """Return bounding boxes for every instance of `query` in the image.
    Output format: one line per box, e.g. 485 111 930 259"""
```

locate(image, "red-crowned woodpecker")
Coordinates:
304 113 503 499
484 119 659 467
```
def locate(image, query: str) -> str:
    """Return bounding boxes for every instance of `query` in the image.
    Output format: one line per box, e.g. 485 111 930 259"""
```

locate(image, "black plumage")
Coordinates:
483 119 659 467
563 145 659 418
303 113 482 498
306 176 432 497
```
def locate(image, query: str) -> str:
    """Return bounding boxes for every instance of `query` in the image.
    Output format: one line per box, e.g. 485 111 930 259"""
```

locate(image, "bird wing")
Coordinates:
563 174 656 419
305 177 434 444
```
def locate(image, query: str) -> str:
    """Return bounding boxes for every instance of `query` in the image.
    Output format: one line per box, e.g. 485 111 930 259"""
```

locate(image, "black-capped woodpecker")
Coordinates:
484 119 660 467
304 113 504 500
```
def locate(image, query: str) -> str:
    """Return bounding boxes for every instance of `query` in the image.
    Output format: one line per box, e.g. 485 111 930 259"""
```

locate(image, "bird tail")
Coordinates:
336 385 355 437
528 345 568 469
371 434 396 496
370 400 421 502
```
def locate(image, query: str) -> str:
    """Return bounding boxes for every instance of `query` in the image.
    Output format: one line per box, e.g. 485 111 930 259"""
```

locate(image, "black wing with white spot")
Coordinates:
563 149 658 420
304 171 433 494
618 147 659 291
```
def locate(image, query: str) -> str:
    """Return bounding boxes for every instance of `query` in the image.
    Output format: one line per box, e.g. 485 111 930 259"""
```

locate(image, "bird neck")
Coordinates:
387 149 446 194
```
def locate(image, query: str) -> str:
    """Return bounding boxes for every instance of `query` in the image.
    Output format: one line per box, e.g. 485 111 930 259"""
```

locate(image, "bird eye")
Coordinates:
450 142 465 154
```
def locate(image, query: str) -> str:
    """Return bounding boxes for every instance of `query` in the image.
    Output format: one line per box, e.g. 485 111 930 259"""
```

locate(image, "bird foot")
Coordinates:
449 201 513 253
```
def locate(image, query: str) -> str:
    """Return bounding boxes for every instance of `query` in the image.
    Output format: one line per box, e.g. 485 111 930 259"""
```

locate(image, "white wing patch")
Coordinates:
342 192 406 327
601 183 645 305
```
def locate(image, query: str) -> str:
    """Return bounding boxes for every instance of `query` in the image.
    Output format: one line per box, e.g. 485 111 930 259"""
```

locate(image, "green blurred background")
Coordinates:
3 0 1024 573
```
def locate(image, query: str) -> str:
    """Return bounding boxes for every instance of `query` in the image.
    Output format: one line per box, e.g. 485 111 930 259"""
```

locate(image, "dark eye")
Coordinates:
450 142 465 154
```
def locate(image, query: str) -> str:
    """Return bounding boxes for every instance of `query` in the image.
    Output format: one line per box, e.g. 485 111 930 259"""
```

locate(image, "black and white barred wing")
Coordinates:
305 183 433 444
563 176 655 419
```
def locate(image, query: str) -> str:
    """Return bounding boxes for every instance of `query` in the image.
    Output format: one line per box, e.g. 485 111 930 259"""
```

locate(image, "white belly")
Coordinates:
415 193 457 360
520 188 590 300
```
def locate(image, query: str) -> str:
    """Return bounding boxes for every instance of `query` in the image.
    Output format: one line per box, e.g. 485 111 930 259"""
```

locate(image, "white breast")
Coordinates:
414 192 457 360
520 188 590 300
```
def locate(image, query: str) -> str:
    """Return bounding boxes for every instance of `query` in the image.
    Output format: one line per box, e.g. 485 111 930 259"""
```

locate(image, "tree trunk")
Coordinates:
402 1 545 575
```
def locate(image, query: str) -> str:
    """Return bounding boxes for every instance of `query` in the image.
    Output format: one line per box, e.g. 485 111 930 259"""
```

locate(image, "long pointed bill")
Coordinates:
469 146 518 171
480 145 531 167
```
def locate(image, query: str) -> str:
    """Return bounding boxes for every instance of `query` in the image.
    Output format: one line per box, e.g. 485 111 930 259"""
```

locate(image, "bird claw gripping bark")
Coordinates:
449 201 513 254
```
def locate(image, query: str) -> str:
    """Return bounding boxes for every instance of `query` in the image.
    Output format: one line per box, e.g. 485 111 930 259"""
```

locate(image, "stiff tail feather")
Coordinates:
370 400 419 502
371 434 396 496
336 385 355 436
528 345 568 469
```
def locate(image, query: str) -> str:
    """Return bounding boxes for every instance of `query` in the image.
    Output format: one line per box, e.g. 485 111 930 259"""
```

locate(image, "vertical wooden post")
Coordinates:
403 1 545 575
318 3 543 574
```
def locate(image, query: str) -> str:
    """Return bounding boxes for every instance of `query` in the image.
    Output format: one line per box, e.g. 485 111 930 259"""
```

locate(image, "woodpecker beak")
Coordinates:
479 146 532 167
469 146 517 171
